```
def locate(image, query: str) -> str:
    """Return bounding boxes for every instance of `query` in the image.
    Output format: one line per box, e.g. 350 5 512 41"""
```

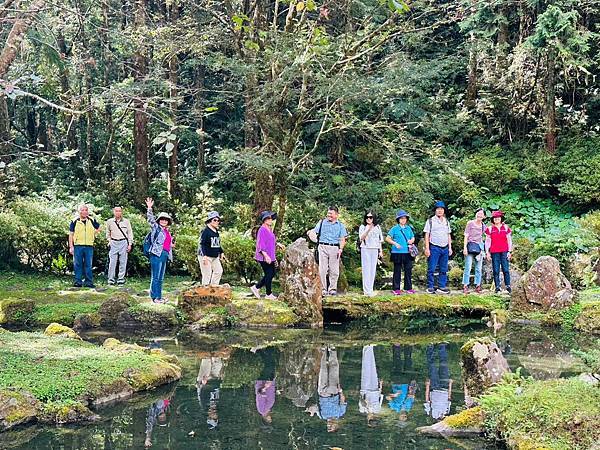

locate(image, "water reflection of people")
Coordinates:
387 344 417 423
359 345 383 427
196 356 224 430
424 343 453 420
306 345 347 433
144 397 172 447
255 347 278 425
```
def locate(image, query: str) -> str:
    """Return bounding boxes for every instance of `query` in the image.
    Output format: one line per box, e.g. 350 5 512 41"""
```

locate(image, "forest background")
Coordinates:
1 0 600 288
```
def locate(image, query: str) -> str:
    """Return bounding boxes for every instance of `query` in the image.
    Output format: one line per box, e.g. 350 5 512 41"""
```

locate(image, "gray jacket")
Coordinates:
147 209 173 261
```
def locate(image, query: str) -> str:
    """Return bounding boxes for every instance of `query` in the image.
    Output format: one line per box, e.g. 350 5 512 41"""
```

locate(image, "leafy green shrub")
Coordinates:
464 145 520 194
577 210 600 241
557 137 600 208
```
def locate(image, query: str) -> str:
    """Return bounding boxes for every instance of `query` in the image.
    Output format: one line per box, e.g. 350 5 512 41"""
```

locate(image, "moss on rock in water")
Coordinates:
0 299 35 325
121 302 180 330
0 330 182 431
480 377 600 450
443 406 484 429
0 389 39 431
231 299 299 327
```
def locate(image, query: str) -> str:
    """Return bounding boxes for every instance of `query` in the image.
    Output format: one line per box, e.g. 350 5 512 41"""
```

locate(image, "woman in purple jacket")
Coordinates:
250 211 279 300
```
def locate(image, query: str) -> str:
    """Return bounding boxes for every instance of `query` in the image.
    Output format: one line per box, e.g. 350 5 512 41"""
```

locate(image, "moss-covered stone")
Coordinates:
97 293 138 327
443 406 484 429
0 330 182 432
44 323 81 340
231 298 299 327
0 299 35 326
460 337 510 398
323 293 504 325
119 302 180 330
73 312 101 330
574 302 600 334
190 306 231 330
0 389 39 431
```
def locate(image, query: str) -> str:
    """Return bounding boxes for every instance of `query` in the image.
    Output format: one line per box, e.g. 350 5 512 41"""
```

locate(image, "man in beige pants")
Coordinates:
198 211 224 285
308 206 348 296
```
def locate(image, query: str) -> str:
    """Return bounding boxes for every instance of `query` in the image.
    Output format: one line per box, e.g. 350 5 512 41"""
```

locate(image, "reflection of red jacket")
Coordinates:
485 224 512 253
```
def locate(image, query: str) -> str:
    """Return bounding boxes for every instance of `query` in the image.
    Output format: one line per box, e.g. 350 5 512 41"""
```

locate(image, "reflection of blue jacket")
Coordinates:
319 394 347 419
147 209 173 261
146 399 170 436
389 384 414 412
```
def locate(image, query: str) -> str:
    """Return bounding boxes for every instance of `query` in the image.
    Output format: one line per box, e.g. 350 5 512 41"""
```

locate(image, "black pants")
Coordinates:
256 261 276 295
391 253 413 290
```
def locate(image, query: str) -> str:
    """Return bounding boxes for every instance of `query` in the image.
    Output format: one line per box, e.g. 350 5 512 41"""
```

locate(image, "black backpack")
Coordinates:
142 227 162 257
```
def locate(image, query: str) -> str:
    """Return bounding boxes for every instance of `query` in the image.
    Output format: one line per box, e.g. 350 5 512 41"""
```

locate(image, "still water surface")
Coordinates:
3 325 587 450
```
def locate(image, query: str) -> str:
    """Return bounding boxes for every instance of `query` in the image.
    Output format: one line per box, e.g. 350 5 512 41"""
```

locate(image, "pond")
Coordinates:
2 324 590 450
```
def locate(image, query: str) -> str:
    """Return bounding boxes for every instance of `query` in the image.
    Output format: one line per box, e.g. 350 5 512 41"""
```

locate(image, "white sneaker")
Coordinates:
265 294 277 300
250 285 261 298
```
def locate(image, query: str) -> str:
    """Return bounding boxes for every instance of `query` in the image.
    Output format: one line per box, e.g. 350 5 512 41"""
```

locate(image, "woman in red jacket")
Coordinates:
485 210 513 293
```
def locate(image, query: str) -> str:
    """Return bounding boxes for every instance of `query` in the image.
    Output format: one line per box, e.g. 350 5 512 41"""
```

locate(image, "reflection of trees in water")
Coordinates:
276 343 320 409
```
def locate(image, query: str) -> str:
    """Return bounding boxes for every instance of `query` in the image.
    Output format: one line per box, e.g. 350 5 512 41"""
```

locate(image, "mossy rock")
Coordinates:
39 401 98 425
0 299 35 326
73 312 102 330
98 293 138 327
118 302 180 330
231 299 299 327
190 306 231 330
0 389 39 432
44 323 81 340
442 406 484 429
574 302 600 334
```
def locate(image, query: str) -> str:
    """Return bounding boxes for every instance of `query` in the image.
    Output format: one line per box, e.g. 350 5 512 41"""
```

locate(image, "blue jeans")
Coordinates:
150 250 169 299
426 344 450 390
491 252 511 290
427 245 449 289
462 248 483 287
73 245 94 286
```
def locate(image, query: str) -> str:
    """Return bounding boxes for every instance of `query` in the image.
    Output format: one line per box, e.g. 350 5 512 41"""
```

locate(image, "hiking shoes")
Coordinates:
436 288 450 294
426 288 435 294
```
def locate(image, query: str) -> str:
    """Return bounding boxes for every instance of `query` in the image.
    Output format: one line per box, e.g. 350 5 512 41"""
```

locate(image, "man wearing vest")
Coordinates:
105 206 134 285
423 201 453 294
308 206 348 296
69 204 101 288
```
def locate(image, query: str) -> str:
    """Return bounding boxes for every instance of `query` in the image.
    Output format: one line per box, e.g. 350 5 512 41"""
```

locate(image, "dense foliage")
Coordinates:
0 0 599 284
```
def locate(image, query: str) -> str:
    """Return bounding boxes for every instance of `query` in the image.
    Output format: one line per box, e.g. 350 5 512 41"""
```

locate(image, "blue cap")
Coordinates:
434 201 446 209
259 211 277 222
395 210 410 220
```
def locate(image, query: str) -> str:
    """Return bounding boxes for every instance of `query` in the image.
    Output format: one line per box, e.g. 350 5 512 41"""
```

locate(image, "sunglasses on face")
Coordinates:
212 218 221 222
366 216 374 219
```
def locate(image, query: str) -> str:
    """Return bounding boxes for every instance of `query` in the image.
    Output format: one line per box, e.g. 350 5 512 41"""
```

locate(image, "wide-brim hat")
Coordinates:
156 212 173 225
491 210 505 218
395 210 410 220
259 210 277 222
206 211 221 223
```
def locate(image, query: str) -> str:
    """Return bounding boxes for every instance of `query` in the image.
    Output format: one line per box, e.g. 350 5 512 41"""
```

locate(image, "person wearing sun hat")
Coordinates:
198 211 224 286
485 210 513 293
145 197 174 303
423 201 452 294
251 210 280 300
462 208 487 294
385 210 415 295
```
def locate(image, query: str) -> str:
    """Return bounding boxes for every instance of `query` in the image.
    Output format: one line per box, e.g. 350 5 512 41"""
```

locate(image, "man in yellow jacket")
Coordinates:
68 204 101 288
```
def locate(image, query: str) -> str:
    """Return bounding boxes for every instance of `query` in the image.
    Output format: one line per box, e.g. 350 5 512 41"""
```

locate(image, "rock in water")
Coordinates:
279 238 323 328
511 256 575 312
179 285 233 322
461 338 510 398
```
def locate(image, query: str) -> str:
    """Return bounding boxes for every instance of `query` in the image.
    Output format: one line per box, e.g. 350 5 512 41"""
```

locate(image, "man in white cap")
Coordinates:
198 211 224 285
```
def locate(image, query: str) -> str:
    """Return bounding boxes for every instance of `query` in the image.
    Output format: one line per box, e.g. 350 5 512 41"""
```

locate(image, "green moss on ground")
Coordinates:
479 376 600 450
0 299 35 325
443 406 484 429
122 301 181 329
0 329 181 424
231 298 299 327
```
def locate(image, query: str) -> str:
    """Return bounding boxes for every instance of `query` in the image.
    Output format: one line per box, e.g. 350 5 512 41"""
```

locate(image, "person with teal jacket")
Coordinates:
385 210 415 294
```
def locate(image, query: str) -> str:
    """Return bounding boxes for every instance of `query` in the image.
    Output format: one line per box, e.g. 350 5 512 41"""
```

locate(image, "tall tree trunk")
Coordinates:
0 94 11 155
56 32 78 153
544 50 557 154
0 0 45 78
273 181 287 236
195 65 206 174
465 31 478 108
167 3 179 198
133 0 149 203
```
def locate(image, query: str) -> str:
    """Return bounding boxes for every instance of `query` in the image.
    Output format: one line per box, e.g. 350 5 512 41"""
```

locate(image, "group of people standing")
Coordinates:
66 198 513 302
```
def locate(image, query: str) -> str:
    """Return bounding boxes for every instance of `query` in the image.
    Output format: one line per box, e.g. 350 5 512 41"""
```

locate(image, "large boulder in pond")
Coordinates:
511 256 575 312
0 389 39 431
461 338 510 399
179 285 232 322
279 238 323 328
0 299 35 326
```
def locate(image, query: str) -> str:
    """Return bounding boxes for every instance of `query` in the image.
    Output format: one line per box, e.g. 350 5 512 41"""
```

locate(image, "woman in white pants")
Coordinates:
358 211 383 296
359 344 383 427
